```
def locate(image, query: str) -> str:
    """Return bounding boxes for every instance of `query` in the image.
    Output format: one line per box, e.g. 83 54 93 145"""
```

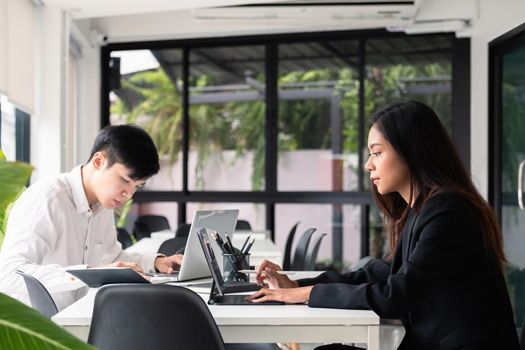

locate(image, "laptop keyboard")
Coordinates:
222 281 261 293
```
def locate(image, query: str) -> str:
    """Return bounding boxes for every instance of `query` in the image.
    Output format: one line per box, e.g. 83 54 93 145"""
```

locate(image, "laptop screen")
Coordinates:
178 209 238 281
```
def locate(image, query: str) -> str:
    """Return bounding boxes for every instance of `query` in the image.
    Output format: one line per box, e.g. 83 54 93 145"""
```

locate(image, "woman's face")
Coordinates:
365 125 412 202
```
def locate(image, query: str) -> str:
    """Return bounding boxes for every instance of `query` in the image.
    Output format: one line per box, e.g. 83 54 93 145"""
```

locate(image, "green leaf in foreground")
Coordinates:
0 293 95 349
0 161 33 211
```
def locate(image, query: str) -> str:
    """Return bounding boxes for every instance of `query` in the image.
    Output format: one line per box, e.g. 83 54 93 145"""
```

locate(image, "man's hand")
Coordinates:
154 254 183 274
105 261 144 273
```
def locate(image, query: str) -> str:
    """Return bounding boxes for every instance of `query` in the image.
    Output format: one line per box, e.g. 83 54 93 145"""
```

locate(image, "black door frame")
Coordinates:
489 22 525 219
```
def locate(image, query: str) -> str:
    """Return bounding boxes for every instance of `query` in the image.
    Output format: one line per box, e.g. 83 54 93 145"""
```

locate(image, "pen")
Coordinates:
222 242 232 254
239 234 251 254
214 232 225 247
242 238 255 256
212 232 228 254
225 234 234 253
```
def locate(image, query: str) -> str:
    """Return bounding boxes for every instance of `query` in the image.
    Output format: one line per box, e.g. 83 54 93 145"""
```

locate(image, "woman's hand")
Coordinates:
246 286 314 304
256 259 298 288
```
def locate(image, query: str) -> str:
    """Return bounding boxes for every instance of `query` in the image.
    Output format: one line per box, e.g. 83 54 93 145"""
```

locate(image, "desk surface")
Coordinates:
52 272 380 349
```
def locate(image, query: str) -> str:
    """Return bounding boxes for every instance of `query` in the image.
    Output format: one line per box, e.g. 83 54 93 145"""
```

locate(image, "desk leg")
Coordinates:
367 325 379 350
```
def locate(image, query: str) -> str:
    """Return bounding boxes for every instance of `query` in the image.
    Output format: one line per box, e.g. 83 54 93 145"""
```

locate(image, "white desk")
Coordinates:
52 273 380 349
126 236 282 267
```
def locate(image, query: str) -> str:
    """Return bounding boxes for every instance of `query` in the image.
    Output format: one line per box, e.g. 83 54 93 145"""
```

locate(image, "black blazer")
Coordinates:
298 192 519 350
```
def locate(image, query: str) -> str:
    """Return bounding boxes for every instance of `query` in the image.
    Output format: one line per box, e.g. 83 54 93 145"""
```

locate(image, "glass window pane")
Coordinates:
368 203 387 259
188 45 266 191
186 202 266 232
500 43 525 326
109 49 183 190
124 202 178 235
1 95 16 160
277 41 360 191
275 203 361 270
365 37 453 127
364 36 453 189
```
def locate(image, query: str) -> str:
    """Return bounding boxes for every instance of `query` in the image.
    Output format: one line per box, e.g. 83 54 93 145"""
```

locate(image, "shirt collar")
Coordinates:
66 165 97 215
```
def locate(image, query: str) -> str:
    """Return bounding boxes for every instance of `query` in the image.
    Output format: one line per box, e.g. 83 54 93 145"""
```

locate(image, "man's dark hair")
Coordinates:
87 124 160 180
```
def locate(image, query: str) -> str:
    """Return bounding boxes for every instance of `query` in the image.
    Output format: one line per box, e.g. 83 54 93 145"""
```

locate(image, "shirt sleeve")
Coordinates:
0 189 87 310
307 195 480 319
297 257 391 287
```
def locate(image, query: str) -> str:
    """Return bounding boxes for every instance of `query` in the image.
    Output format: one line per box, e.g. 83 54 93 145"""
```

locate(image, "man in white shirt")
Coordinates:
0 124 182 310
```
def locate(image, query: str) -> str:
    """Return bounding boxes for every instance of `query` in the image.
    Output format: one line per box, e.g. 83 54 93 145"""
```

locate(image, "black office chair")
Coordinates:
132 215 170 241
15 270 58 318
157 237 187 255
88 284 226 350
116 227 133 249
282 222 300 270
304 233 327 270
290 228 316 271
235 219 252 231
314 344 364 350
174 223 191 239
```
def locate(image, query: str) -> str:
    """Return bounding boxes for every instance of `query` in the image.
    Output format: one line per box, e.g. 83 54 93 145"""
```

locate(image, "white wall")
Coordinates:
74 31 100 165
31 6 65 182
470 0 525 198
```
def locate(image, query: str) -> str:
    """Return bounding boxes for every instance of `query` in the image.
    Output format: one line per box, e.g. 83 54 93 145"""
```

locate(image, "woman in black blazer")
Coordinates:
248 101 520 350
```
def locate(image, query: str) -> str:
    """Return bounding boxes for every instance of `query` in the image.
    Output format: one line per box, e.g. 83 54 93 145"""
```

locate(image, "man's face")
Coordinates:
91 154 146 209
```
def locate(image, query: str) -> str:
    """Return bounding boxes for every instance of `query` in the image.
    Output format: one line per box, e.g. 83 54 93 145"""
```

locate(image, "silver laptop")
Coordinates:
177 209 239 281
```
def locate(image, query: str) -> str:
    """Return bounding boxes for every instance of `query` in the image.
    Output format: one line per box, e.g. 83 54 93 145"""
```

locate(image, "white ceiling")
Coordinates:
43 0 476 43
40 0 417 19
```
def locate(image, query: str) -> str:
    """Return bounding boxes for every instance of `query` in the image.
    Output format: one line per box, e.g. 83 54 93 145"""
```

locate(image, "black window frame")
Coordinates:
489 22 525 220
101 29 470 263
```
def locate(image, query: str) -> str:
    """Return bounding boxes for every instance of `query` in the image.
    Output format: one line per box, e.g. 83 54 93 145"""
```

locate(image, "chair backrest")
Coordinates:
282 222 300 270
88 284 226 350
235 219 252 231
116 227 133 249
303 233 327 271
174 223 191 239
15 270 58 318
132 215 170 241
157 237 188 256
290 228 316 271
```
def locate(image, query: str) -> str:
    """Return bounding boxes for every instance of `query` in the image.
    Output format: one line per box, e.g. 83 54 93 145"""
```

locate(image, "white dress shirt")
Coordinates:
0 166 158 310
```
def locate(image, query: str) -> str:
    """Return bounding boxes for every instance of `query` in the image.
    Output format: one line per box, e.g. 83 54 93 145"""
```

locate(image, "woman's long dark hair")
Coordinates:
370 101 506 271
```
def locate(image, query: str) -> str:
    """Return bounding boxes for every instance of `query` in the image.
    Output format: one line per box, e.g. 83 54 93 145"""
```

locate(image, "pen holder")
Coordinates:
222 253 250 283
